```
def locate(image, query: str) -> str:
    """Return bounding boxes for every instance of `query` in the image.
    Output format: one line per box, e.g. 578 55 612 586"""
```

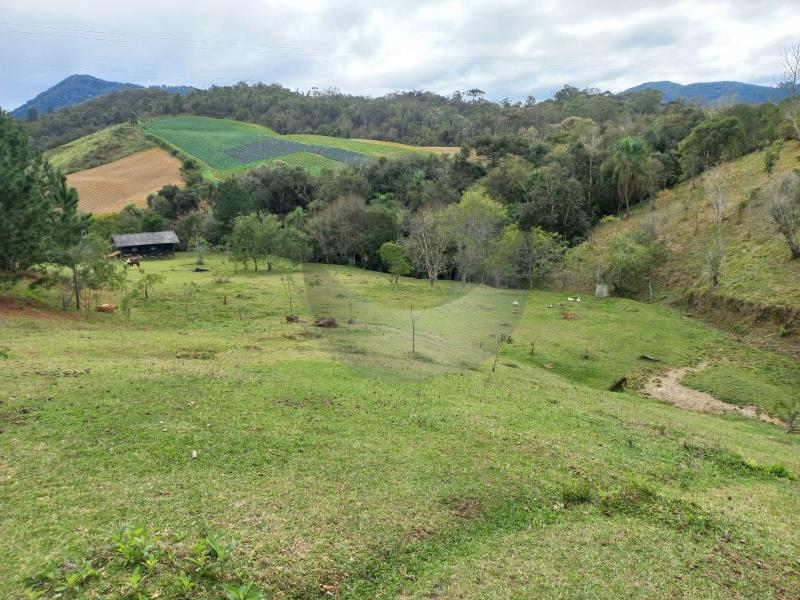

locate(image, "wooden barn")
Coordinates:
111 231 180 258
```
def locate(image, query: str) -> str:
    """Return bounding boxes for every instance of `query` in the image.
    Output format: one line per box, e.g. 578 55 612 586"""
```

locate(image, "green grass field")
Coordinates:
142 116 456 179
45 124 154 174
1 255 799 598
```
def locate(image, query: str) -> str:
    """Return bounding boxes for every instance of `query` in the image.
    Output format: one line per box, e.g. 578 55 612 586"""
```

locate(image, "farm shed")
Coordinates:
111 231 180 258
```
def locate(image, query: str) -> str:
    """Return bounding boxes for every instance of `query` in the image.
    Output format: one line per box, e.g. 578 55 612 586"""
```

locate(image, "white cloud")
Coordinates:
1 0 798 109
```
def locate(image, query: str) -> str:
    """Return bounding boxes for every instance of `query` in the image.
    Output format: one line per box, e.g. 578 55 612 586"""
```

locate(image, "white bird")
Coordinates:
576 297 582 302
568 297 574 302
512 301 520 306
191 450 198 459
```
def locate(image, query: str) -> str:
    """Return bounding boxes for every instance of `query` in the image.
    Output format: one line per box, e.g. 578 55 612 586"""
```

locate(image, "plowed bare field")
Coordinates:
67 148 183 214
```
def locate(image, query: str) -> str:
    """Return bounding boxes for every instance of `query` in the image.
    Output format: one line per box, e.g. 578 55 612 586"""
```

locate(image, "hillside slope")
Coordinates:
1 259 798 597
45 124 154 174
568 141 800 353
11 74 193 119
624 80 791 105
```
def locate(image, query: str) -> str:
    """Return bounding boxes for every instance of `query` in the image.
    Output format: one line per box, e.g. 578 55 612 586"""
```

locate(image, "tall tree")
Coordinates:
677 117 747 180
517 166 591 241
444 189 506 283
606 137 648 217
211 178 252 231
782 42 800 141
49 173 95 309
579 125 602 208
229 212 281 271
406 210 450 286
764 171 800 259
307 195 368 264
0 111 54 275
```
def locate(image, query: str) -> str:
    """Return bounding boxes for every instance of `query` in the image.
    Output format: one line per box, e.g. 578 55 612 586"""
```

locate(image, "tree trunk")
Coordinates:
71 263 81 310
788 235 800 260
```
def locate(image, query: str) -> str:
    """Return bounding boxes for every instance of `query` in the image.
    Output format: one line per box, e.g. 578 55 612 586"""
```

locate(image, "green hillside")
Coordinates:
2 257 799 597
142 116 456 179
566 141 800 353
44 124 154 174
2 258 799 598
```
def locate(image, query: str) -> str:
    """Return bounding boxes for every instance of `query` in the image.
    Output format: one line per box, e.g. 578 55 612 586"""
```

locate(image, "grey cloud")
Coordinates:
1 0 798 109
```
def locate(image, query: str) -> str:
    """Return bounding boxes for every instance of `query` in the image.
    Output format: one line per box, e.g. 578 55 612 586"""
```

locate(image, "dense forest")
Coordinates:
27 82 792 150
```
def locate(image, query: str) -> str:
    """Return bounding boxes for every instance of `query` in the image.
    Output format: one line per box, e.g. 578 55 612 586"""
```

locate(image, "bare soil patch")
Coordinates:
0 296 86 322
68 148 182 214
643 364 784 427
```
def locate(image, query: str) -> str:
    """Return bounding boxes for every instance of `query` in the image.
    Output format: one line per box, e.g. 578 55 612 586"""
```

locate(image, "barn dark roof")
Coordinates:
112 231 180 247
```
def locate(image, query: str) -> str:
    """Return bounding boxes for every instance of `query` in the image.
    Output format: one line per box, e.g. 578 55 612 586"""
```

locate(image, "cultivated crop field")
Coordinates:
67 147 183 214
143 116 457 178
1 256 799 598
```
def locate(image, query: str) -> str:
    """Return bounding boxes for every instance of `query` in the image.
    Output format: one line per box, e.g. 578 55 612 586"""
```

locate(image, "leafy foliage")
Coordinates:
0 111 55 274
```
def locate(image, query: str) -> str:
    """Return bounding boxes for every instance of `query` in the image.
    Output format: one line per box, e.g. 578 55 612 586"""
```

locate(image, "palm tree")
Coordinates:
609 137 648 217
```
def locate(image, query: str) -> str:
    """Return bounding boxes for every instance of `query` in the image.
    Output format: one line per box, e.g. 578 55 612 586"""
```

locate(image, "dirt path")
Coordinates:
643 363 785 427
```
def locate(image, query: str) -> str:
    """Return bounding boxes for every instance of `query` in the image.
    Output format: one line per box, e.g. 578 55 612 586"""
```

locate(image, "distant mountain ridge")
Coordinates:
11 74 194 119
624 80 791 105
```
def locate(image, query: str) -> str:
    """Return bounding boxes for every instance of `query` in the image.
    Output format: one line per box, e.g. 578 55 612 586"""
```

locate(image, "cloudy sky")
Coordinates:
1 0 798 110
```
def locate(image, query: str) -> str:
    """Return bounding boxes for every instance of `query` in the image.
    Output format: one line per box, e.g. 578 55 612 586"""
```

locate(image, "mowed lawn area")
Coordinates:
1 255 799 598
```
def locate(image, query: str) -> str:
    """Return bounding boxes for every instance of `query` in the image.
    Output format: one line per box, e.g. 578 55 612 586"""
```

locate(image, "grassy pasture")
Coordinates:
45 124 154 174
1 255 799 598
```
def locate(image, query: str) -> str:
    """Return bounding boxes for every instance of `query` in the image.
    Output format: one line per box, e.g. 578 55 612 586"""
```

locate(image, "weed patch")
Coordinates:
24 528 265 599
560 480 596 506
682 442 795 480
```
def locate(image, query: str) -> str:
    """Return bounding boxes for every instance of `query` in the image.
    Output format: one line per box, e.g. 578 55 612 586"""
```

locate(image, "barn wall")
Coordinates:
117 244 175 258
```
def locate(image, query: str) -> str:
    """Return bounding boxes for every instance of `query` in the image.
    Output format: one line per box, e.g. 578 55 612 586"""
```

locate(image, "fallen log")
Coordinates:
313 317 337 328
638 354 661 362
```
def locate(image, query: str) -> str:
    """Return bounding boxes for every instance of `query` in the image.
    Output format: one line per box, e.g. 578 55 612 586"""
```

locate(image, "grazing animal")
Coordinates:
126 257 141 269
96 304 118 313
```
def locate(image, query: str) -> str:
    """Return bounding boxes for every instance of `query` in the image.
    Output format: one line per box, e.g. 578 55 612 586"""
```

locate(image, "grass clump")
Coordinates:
560 481 596 506
683 442 795 480
24 529 261 600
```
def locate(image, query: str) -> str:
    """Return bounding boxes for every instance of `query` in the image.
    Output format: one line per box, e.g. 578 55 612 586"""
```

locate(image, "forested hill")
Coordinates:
11 74 193 120
624 80 791 105
25 81 797 152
